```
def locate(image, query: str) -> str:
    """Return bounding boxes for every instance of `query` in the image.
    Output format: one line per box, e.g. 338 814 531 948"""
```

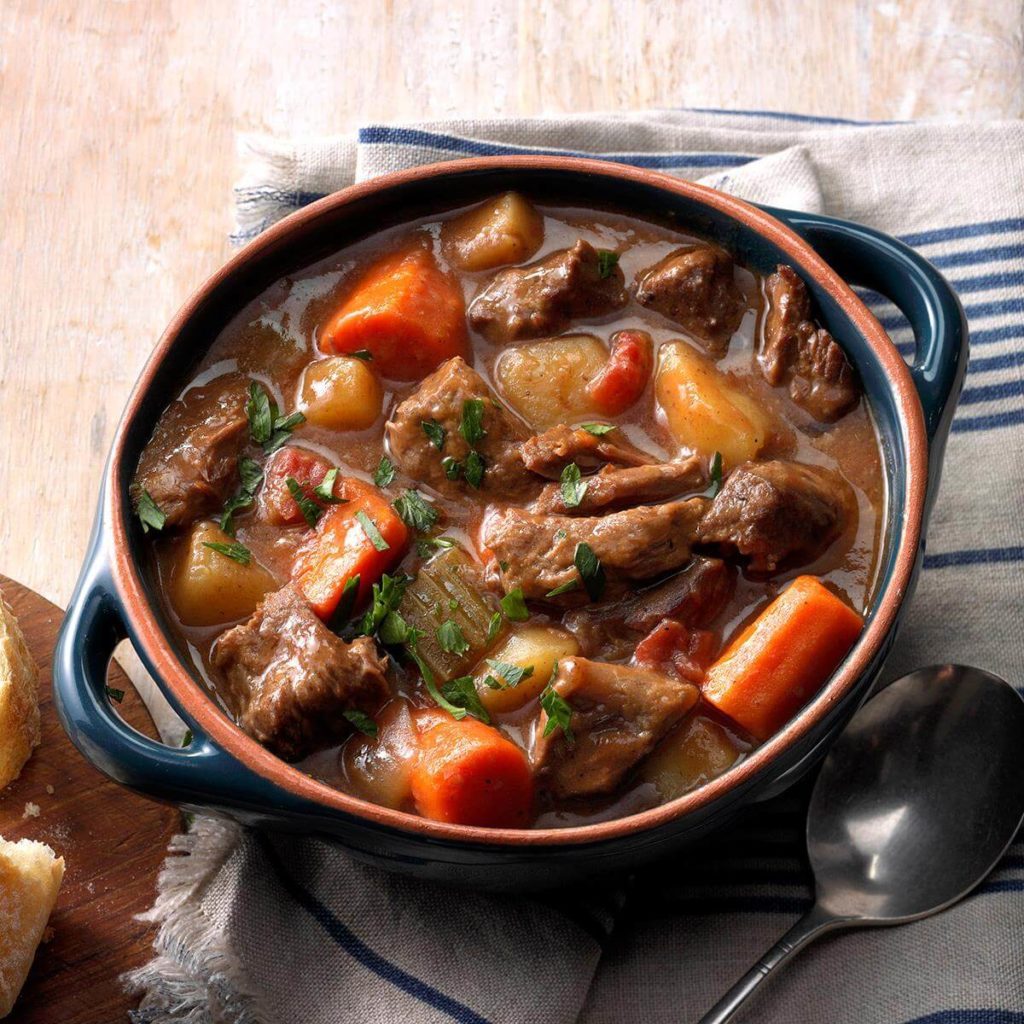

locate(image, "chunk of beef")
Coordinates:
634 245 746 353
468 240 628 343
696 460 856 572
211 586 390 762
519 424 657 479
532 658 698 798
133 374 249 528
531 457 705 515
385 357 540 501
481 498 709 602
760 265 861 421
563 556 736 658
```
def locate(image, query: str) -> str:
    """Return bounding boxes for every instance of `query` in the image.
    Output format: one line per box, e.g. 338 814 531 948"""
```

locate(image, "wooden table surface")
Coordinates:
1 0 1021 609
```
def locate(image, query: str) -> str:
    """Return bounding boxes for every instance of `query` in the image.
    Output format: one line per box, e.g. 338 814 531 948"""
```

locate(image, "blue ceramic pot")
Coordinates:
52 158 966 891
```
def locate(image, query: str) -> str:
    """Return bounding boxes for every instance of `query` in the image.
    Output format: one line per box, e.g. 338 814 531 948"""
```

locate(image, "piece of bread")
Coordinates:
0 837 65 1016
0 592 40 789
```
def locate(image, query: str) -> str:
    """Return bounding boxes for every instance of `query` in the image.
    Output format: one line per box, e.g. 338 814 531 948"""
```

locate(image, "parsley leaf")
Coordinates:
440 676 490 724
349 349 373 361
596 250 619 279
328 574 361 632
486 610 502 644
105 686 125 703
416 535 457 558
246 381 273 444
441 456 462 481
574 542 606 601
559 462 587 508
702 451 724 498
360 573 413 636
460 398 487 445
313 467 346 504
355 510 390 551
137 489 167 533
540 678 574 743
374 456 396 488
580 422 616 436
219 456 264 535
485 659 534 689
500 588 530 622
239 456 264 494
379 610 419 646
203 540 252 565
545 578 580 598
421 419 446 451
264 410 306 455
436 620 470 656
464 450 485 489
285 477 323 528
393 489 439 532
343 709 378 737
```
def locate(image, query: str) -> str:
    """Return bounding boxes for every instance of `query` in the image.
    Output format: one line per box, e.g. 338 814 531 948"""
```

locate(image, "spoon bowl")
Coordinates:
700 664 1024 1023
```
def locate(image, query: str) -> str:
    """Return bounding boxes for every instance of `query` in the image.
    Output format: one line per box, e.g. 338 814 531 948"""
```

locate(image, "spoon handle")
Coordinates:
696 902 843 1024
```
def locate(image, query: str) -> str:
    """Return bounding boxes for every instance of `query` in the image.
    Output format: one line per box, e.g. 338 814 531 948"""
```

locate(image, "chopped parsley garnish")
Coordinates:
246 381 305 453
416 535 457 558
485 660 534 689
460 398 487 445
343 709 378 737
393 489 439 532
202 540 252 565
560 462 587 509
500 588 530 622
313 467 346 504
220 456 264 535
136 489 167 533
596 250 619 279
286 477 323 528
580 422 616 436
464 450 485 489
329 574 361 632
440 676 490 724
498 560 510 573
702 451 724 498
374 456 396 488
436 619 470 656
378 610 418 646
355 510 389 551
105 686 125 704
181 728 194 748
349 349 374 361
360 573 412 636
441 456 462 481
421 419 447 451
540 677 574 743
486 610 502 644
545 578 580 598
574 542 605 601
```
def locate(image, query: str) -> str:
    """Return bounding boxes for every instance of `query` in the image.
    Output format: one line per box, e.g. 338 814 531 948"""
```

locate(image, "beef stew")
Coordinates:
132 192 884 829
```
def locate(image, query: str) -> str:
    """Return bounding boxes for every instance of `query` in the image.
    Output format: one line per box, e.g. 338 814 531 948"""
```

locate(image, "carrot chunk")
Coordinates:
586 329 653 415
259 446 333 526
702 575 864 740
293 479 409 620
410 713 535 828
319 246 469 381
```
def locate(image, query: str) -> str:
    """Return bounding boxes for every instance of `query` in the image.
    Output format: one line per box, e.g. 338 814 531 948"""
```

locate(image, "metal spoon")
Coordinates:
698 664 1024 1024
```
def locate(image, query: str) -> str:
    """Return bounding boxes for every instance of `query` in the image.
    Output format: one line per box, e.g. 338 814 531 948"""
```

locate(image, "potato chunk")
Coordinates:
495 334 606 429
169 522 275 627
656 340 773 468
640 713 744 800
298 356 383 431
474 625 580 715
441 192 544 272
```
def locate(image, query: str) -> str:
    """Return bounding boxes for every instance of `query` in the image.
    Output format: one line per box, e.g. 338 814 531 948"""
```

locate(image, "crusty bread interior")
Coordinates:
0 593 40 790
0 836 65 1017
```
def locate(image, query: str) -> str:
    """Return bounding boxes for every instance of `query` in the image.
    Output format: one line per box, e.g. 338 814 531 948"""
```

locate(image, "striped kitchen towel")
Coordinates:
129 111 1024 1024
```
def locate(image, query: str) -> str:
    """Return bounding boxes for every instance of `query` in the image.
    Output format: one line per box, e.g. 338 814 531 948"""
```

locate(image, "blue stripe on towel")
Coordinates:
952 409 1024 434
260 837 492 1024
900 218 1024 247
685 106 907 126
357 126 754 169
923 546 1024 570
904 1012 1024 1024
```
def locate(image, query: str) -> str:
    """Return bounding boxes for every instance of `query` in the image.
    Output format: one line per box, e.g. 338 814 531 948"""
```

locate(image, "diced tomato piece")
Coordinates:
587 329 654 415
259 446 335 526
634 619 718 685
319 246 469 381
293 480 409 619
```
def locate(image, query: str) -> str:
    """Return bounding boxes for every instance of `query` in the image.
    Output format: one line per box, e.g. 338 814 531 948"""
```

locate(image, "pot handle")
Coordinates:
52 533 261 811
766 208 968 499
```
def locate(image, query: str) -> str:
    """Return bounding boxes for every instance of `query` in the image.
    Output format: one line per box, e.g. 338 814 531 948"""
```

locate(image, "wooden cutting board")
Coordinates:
0 576 179 1023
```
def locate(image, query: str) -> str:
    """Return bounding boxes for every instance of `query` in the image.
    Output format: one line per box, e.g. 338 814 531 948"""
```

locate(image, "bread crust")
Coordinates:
0 591 40 790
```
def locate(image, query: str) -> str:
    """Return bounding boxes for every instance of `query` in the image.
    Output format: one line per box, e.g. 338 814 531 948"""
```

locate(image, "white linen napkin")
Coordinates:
128 110 1024 1024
